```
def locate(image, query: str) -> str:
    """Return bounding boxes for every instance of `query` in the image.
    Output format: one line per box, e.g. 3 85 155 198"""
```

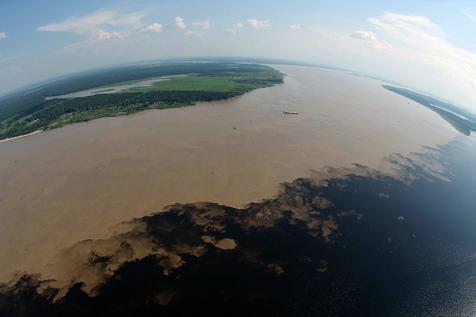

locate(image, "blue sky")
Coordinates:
1 0 476 111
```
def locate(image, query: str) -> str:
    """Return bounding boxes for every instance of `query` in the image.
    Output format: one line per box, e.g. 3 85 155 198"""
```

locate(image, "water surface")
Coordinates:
0 65 457 281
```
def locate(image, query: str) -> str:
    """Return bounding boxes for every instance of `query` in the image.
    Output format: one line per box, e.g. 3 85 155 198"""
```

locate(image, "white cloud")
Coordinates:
191 20 210 30
350 30 392 50
367 12 476 107
225 22 244 35
92 29 124 41
181 20 211 37
247 18 270 29
37 10 143 34
350 30 376 41
175 16 186 29
372 13 439 30
289 24 302 30
36 10 144 42
0 32 7 40
142 23 163 33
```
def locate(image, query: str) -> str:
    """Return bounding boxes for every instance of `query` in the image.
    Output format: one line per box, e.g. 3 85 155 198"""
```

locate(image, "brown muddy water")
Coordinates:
0 65 457 282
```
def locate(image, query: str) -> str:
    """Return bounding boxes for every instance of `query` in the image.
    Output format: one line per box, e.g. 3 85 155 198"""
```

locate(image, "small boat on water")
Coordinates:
282 111 300 115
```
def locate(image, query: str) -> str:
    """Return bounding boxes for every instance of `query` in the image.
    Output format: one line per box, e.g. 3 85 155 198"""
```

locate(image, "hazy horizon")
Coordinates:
1 0 476 112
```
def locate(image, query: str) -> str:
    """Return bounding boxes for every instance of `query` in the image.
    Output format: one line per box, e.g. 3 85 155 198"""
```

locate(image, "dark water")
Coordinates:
388 135 476 317
1 135 475 317
320 135 476 316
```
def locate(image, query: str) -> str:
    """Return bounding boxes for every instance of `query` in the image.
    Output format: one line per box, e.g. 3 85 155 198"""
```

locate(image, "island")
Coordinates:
0 62 283 140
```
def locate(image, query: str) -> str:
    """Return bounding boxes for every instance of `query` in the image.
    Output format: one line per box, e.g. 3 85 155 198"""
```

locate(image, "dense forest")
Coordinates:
0 63 283 140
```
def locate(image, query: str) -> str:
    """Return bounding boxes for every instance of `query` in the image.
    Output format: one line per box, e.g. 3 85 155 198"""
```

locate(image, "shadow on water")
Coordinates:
1 135 476 317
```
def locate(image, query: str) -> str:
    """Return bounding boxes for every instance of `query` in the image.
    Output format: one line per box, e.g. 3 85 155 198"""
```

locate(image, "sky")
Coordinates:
0 0 476 111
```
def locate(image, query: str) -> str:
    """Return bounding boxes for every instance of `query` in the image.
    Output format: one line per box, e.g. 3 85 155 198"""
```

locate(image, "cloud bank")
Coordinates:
37 10 143 33
367 13 476 104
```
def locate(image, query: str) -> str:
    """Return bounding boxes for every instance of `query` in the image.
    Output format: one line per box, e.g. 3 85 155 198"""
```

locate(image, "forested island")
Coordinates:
0 62 283 140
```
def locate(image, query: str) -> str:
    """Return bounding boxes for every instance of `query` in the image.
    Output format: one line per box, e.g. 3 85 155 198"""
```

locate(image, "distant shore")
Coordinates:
0 63 283 141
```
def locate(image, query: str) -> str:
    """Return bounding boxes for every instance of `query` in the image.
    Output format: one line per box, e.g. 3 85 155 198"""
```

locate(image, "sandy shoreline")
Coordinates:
0 130 42 143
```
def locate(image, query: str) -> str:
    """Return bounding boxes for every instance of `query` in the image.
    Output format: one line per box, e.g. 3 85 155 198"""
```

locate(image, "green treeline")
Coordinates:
0 63 283 140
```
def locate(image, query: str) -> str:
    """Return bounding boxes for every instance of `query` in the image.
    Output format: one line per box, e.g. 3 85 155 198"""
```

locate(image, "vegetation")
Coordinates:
383 85 476 136
0 63 283 140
